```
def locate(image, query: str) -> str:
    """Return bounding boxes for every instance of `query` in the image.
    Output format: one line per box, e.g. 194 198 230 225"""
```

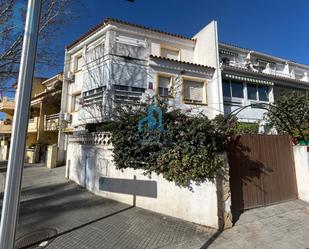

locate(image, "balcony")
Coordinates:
28 117 38 132
44 113 59 131
0 120 12 134
0 97 15 115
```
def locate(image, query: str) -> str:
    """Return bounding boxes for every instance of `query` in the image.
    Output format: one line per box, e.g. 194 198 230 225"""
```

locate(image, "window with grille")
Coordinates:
113 85 145 103
183 79 206 104
158 75 173 97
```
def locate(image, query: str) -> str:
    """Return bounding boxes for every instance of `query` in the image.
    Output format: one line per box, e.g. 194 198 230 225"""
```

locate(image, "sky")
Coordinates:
1 0 308 119
46 0 309 78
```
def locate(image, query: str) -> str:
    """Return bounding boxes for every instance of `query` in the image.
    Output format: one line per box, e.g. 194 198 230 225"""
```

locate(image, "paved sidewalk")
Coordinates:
206 200 309 249
1 165 309 249
1 165 215 249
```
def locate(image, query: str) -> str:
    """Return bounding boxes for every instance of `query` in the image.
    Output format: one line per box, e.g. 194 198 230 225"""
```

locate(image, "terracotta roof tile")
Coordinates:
150 55 215 70
67 18 194 50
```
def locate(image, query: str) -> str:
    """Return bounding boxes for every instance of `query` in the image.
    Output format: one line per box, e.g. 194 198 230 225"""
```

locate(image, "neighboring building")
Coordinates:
0 74 63 165
219 43 309 123
60 18 309 228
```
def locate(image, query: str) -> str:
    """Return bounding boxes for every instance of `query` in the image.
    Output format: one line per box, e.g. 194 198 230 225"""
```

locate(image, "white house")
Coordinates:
58 18 309 229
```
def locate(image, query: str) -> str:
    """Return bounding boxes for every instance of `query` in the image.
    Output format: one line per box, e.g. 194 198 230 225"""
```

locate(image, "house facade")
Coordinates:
219 43 309 123
0 74 63 166
60 18 309 228
59 18 222 131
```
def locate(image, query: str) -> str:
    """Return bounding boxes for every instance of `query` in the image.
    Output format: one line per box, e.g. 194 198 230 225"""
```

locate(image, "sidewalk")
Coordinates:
1 165 308 249
0 165 215 249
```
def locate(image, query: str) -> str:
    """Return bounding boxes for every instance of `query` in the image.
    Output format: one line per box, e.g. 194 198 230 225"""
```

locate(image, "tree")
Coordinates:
0 0 79 89
265 91 309 144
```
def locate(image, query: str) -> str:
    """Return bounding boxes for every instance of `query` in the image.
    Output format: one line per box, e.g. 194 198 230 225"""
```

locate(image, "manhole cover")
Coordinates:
15 228 57 249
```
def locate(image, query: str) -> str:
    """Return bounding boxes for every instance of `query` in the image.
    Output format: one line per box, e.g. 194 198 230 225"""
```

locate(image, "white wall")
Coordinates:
193 21 218 68
293 146 309 203
193 21 223 116
67 142 219 228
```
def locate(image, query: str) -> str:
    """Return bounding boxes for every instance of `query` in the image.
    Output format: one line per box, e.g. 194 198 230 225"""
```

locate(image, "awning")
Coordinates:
223 73 274 86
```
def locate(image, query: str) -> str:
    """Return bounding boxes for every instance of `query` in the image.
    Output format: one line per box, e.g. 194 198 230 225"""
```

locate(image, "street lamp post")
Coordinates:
0 0 42 248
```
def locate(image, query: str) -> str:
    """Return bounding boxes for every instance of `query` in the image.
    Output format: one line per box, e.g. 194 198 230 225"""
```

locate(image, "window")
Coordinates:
72 93 81 112
231 81 244 98
131 87 145 93
183 79 206 104
221 57 230 65
160 47 180 60
223 80 244 99
246 84 269 102
247 84 257 100
258 86 269 101
223 80 231 97
158 75 173 97
76 56 83 72
114 85 129 91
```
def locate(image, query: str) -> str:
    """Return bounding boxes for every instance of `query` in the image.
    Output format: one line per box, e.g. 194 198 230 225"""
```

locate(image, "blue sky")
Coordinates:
1 0 308 119
49 0 309 77
6 0 307 78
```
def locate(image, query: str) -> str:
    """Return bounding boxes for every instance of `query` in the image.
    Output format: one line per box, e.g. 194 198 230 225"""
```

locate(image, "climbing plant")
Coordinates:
98 99 235 188
264 91 309 144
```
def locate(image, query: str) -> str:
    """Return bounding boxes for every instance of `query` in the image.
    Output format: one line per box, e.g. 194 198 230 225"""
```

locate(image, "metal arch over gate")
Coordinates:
227 134 298 211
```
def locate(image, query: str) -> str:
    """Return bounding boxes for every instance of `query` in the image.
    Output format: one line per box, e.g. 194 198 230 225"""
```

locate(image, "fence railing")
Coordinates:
69 132 112 148
0 120 12 134
44 113 59 131
28 117 38 132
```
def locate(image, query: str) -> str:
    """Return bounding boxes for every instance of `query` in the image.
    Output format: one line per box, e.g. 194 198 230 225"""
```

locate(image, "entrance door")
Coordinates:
228 134 298 211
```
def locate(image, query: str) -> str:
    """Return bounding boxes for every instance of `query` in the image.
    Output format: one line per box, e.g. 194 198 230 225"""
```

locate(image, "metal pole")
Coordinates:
0 0 41 248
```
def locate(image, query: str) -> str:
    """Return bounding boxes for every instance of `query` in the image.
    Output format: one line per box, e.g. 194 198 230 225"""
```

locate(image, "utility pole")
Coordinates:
0 0 42 248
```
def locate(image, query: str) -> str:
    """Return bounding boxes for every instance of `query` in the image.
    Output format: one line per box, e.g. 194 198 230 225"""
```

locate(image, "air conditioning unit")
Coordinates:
66 71 75 82
60 112 72 123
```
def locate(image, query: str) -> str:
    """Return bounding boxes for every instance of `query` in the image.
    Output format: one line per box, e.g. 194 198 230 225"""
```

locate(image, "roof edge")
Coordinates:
66 18 195 50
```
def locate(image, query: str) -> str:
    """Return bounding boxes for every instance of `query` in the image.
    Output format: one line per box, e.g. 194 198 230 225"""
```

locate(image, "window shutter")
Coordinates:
184 80 204 103
158 76 172 96
159 76 171 89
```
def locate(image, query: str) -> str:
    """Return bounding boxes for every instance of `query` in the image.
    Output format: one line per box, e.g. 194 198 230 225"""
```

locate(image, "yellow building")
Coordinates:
0 74 63 165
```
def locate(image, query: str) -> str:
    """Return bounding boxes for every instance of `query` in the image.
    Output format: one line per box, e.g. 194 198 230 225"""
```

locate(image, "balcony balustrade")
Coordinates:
28 117 39 132
0 97 15 114
0 120 12 134
44 113 59 131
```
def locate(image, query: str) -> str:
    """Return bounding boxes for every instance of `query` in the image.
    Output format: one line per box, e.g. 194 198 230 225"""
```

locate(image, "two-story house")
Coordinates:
59 18 309 228
58 18 223 161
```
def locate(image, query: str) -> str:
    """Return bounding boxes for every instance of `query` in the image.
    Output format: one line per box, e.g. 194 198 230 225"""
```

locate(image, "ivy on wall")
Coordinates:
97 100 236 188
